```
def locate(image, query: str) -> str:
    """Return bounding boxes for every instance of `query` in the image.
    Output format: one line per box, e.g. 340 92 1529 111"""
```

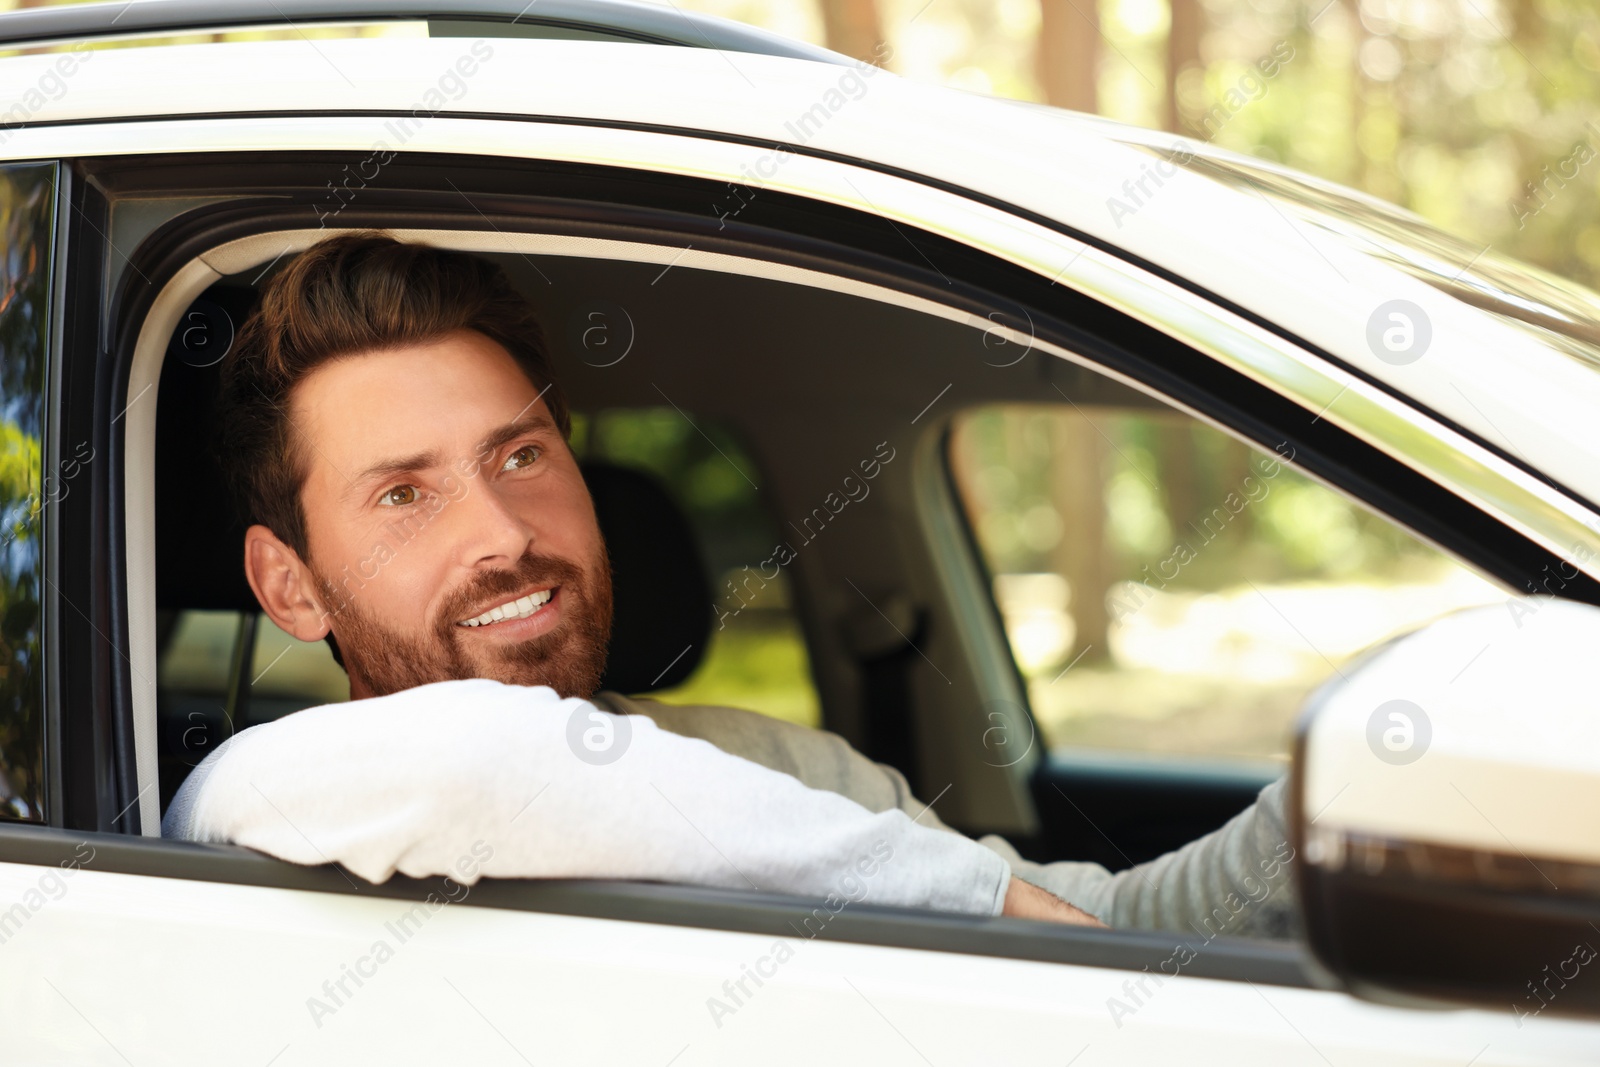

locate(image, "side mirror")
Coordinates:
1293 598 1600 1022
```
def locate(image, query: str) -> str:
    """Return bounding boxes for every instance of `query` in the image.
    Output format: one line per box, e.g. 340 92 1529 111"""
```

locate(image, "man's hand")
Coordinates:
1002 876 1107 927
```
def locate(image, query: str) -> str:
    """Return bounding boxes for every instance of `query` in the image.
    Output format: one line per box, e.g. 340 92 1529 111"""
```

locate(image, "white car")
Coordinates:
1 1 1598 1063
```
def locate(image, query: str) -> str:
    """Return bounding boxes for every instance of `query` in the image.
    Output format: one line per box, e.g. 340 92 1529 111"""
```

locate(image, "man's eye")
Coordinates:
503 445 542 472
378 485 418 507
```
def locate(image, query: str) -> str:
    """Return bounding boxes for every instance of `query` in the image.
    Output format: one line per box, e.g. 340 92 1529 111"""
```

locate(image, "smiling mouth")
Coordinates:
456 586 556 628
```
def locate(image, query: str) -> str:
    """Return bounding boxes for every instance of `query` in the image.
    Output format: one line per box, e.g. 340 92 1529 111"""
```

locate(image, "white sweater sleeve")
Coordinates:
162 678 1010 917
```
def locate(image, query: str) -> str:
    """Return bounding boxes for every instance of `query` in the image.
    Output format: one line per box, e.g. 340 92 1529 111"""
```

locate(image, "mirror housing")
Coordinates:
1293 598 1600 1022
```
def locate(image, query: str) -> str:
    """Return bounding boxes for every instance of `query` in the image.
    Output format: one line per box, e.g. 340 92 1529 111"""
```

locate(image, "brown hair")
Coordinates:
215 230 570 561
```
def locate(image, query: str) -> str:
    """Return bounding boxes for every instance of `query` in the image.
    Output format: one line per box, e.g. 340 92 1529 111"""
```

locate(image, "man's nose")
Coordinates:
448 478 535 567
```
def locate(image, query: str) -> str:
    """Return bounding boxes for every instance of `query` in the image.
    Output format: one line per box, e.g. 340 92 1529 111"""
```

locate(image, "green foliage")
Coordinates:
0 418 40 546
1177 0 1600 291
582 409 761 527
650 619 821 728
0 162 55 820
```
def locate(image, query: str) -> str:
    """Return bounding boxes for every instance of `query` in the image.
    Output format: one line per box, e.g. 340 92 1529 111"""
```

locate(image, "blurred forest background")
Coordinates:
699 0 1600 291
6 0 1595 774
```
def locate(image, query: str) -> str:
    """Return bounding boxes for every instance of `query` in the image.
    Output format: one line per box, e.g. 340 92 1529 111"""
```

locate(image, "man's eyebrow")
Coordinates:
475 412 560 457
343 413 560 503
346 448 444 500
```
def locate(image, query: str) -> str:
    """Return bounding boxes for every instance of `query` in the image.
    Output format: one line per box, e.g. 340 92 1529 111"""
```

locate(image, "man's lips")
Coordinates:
455 584 559 628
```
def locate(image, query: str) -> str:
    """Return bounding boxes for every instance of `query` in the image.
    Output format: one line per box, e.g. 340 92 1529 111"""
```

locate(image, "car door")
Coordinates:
1 20 1599 1065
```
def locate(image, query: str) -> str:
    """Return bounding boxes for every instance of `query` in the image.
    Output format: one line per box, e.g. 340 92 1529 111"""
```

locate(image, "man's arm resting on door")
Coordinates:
849 748 1295 936
162 678 1097 923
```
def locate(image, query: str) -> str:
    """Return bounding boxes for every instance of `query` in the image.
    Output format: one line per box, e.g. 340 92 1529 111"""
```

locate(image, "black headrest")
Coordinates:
155 345 256 614
585 462 712 693
155 358 712 693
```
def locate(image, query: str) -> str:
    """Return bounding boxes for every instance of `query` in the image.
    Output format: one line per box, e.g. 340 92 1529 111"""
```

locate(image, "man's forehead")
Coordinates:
291 334 553 489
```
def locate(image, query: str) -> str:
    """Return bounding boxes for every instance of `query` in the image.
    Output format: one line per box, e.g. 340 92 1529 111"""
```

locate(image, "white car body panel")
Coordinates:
5 862 1596 1064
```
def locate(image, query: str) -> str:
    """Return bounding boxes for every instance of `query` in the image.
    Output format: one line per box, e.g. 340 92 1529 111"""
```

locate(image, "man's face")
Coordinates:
289 328 612 699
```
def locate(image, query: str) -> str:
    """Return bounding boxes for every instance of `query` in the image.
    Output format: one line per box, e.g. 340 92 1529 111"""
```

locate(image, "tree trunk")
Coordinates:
1049 412 1111 664
1036 0 1100 112
1164 0 1203 134
816 0 887 65
1035 5 1106 660
1154 418 1198 543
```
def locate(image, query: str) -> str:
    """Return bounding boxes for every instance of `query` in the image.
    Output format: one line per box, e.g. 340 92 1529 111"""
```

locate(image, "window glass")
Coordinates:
950 404 1504 768
0 162 57 822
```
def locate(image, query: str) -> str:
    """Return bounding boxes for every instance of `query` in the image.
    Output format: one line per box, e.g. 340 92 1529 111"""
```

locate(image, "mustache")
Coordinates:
437 551 586 631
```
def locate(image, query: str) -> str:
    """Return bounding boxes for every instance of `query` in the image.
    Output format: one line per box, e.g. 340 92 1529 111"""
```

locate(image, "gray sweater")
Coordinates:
594 691 1299 940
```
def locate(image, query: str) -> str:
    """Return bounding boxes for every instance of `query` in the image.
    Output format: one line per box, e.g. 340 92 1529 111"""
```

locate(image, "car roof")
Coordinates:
0 0 849 64
3 27 1599 514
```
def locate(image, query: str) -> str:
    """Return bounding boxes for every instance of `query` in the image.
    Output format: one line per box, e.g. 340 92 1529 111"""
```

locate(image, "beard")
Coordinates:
314 547 614 700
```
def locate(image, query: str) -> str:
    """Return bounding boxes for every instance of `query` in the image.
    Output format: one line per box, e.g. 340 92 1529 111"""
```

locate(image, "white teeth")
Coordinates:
458 588 555 627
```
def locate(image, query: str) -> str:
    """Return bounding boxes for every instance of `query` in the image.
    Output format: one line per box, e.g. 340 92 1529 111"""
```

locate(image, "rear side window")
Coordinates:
0 162 57 822
950 402 1504 769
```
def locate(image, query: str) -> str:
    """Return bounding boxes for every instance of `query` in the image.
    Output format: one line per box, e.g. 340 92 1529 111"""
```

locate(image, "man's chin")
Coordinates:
439 619 607 699
328 562 613 701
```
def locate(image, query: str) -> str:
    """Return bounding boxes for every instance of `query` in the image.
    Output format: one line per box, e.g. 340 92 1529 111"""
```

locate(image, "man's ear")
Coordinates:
243 524 331 641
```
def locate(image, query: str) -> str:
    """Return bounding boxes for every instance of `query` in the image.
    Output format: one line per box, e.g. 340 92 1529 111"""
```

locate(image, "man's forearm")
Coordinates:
980 777 1298 938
